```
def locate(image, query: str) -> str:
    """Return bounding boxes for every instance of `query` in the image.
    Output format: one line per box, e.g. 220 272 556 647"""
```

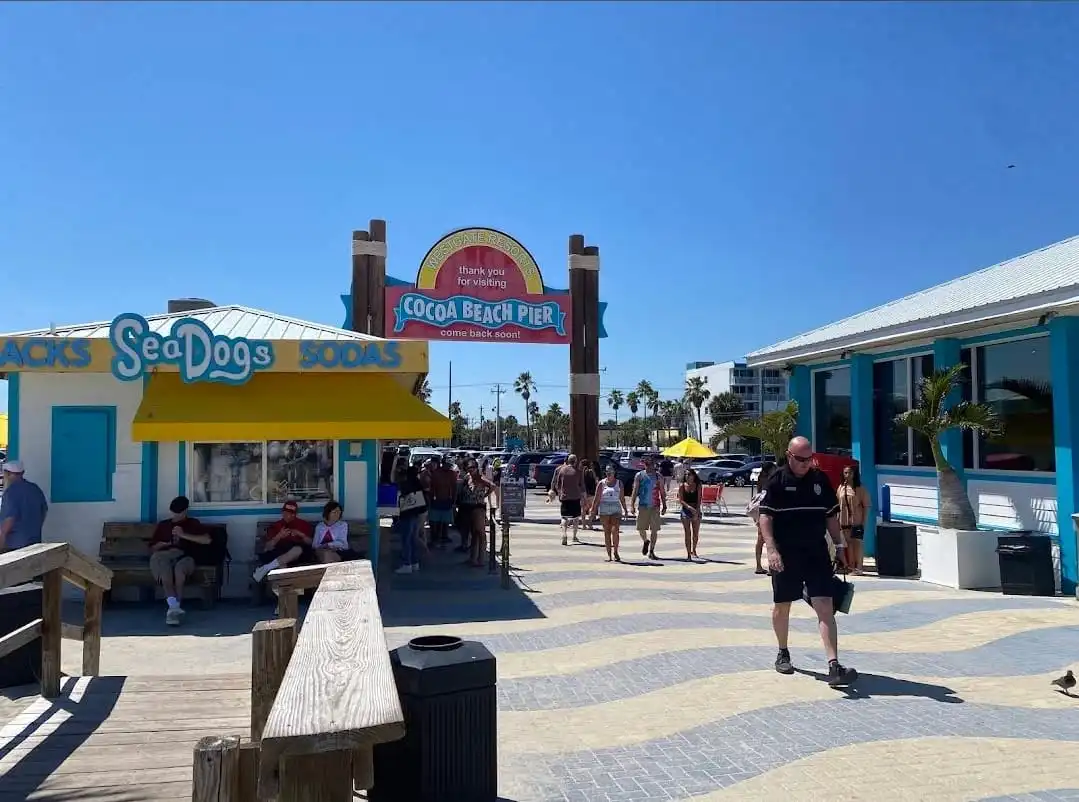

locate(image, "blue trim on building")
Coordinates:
788 366 812 438
806 359 850 373
869 344 935 362
141 441 159 522
365 440 380 572
336 440 349 510
849 355 877 556
1049 316 1078 594
933 338 964 476
959 324 1048 348
889 511 1057 536
177 441 186 500
49 405 117 503
966 471 1057 486
6 373 19 459
876 467 938 478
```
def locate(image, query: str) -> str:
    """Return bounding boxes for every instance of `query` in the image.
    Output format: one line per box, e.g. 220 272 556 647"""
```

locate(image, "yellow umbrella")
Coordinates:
662 437 716 458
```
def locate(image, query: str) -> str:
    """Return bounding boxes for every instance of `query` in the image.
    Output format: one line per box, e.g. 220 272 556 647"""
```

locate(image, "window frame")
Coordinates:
185 439 337 508
871 355 919 468
810 364 853 456
963 333 1056 478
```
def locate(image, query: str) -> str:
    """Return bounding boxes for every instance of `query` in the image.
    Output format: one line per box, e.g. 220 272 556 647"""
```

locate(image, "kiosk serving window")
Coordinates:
189 441 335 504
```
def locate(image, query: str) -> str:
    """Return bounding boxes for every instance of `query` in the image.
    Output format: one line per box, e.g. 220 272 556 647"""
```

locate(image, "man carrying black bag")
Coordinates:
758 436 857 687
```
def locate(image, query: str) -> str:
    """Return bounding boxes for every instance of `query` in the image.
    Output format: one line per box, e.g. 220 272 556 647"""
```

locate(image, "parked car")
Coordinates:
532 453 568 490
694 459 748 484
505 451 552 485
717 460 768 487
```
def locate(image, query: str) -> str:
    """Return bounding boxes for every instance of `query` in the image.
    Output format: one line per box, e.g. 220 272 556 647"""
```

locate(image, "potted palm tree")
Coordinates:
716 400 799 460
894 364 1003 589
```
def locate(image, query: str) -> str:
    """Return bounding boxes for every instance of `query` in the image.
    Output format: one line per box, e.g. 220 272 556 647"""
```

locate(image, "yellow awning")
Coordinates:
132 372 450 442
662 437 716 458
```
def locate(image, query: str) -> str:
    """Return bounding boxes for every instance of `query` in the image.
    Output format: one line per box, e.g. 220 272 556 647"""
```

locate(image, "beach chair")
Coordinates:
701 484 729 515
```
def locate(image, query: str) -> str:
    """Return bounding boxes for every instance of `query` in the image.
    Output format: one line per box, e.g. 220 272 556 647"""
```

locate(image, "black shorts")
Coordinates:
260 542 315 565
771 545 834 604
848 525 865 541
560 499 582 519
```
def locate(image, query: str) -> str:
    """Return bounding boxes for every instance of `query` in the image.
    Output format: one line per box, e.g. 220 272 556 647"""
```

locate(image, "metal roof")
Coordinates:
747 234 1079 362
1 305 380 342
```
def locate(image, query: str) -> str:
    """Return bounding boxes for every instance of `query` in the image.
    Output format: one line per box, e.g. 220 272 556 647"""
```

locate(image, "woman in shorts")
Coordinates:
459 460 495 567
677 468 703 560
581 460 599 530
838 463 872 575
748 462 778 574
590 463 627 561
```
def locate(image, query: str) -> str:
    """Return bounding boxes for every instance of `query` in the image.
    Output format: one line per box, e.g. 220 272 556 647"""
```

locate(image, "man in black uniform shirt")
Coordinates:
758 436 857 686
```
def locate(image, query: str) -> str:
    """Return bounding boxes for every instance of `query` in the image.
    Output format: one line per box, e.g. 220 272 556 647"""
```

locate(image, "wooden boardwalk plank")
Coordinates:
0 674 250 802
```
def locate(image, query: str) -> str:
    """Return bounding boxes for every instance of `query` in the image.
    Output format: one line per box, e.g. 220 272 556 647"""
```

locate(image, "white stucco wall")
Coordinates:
17 372 142 559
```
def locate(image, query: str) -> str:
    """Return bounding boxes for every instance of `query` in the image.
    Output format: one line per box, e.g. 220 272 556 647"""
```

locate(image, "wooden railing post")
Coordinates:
193 735 240 802
40 568 63 698
280 751 354 801
251 619 297 741
82 585 103 676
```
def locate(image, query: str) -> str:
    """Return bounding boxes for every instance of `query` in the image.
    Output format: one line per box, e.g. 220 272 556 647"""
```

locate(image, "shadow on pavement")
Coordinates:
61 599 276 638
795 668 963 703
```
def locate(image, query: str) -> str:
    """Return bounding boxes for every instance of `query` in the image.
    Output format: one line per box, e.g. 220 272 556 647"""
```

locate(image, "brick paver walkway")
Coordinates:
379 490 1079 802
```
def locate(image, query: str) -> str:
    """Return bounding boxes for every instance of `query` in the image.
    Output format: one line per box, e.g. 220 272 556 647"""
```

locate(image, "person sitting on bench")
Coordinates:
313 501 360 562
149 496 211 626
252 500 315 584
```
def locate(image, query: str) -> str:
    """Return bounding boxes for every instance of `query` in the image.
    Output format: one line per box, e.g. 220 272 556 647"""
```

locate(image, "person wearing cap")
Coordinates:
0 460 49 552
149 496 212 626
252 500 315 583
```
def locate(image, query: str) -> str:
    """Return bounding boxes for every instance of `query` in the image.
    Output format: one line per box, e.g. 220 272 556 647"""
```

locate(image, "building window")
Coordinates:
872 360 909 465
189 441 335 505
975 337 1054 472
871 354 936 467
813 367 851 456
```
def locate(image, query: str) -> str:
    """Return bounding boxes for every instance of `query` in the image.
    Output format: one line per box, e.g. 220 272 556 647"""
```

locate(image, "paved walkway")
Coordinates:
19 488 1079 801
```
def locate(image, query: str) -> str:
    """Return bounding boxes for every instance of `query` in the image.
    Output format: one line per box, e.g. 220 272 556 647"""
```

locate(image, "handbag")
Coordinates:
803 563 855 614
398 490 426 514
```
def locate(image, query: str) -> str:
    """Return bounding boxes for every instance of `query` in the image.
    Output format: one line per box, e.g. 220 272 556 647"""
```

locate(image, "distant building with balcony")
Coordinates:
684 360 788 444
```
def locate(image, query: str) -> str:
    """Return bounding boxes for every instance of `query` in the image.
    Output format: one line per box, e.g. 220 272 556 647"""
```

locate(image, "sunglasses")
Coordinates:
787 451 814 464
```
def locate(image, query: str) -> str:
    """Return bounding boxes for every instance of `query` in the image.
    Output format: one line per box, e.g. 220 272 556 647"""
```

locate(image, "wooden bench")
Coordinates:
249 518 370 605
99 521 227 608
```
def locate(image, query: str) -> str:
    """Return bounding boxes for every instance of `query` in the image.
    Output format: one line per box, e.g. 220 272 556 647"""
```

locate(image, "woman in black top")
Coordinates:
581 461 599 530
678 468 703 560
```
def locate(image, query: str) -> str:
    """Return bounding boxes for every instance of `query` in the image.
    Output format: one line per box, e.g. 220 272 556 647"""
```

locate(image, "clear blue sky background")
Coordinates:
2 2 1079 424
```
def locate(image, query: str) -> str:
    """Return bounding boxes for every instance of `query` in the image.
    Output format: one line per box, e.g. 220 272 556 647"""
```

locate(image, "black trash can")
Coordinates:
996 532 1055 596
0 582 43 689
875 521 918 578
371 635 498 802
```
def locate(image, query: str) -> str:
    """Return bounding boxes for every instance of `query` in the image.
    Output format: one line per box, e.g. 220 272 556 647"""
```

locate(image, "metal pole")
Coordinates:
488 517 497 573
500 518 511 589
447 361 453 447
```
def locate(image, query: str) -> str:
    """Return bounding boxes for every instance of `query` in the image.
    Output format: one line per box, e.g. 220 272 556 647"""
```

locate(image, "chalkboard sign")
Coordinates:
500 479 526 521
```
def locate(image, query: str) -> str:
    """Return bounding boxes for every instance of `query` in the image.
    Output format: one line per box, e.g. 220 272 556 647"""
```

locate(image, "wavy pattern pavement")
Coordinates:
379 502 1079 801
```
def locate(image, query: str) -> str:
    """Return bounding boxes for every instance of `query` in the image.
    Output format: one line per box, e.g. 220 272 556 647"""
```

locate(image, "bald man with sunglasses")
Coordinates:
757 436 857 686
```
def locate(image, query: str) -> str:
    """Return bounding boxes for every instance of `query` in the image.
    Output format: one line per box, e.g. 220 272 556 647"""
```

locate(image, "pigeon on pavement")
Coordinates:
1051 670 1076 696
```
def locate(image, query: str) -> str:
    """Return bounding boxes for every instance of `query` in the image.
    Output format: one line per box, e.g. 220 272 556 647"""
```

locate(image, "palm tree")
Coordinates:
635 380 660 445
514 372 537 449
895 364 1002 530
718 400 799 460
545 402 564 449
606 389 624 446
416 377 432 403
448 400 464 446
626 391 640 418
707 392 746 451
684 376 710 441
527 400 540 446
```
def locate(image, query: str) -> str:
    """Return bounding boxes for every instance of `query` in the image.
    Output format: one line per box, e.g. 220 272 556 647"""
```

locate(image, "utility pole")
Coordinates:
479 406 485 449
491 383 508 448
447 361 453 448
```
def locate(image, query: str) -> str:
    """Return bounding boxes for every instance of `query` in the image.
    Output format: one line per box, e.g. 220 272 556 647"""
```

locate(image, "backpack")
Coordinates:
183 524 232 568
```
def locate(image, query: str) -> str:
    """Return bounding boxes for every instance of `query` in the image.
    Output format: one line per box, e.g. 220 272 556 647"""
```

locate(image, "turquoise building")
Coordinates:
746 235 1079 595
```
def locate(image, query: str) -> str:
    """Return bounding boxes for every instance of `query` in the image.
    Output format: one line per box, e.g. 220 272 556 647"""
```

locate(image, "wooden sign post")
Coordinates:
568 235 601 465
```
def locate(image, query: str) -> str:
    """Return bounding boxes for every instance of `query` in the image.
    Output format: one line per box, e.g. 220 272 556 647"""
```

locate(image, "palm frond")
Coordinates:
916 364 967 419
894 408 935 438
993 378 1053 409
941 400 1004 439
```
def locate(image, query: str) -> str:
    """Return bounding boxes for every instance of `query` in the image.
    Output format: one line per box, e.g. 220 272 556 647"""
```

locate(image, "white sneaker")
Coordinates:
165 607 183 626
411 563 421 573
252 563 272 583
394 564 414 575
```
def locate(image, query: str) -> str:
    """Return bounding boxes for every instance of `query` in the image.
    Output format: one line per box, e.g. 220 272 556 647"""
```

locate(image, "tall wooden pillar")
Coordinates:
568 235 601 464
351 219 387 336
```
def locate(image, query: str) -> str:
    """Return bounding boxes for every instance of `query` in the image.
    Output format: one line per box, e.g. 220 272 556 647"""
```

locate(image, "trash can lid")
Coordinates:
392 638 497 698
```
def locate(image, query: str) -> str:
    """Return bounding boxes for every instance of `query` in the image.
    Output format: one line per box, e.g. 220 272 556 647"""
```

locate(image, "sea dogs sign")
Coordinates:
384 228 578 344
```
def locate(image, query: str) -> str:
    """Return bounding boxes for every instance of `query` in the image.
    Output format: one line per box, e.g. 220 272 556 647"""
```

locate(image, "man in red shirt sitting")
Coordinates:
149 496 212 627
252 500 315 584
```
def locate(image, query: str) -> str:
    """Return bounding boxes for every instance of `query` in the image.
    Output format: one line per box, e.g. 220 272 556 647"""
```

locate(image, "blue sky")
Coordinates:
2 2 1079 423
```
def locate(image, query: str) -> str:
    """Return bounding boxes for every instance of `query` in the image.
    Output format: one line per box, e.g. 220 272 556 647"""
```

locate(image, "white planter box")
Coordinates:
916 525 1001 590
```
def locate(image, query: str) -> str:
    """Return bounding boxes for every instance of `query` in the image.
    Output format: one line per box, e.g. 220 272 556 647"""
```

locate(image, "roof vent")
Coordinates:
167 298 217 314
